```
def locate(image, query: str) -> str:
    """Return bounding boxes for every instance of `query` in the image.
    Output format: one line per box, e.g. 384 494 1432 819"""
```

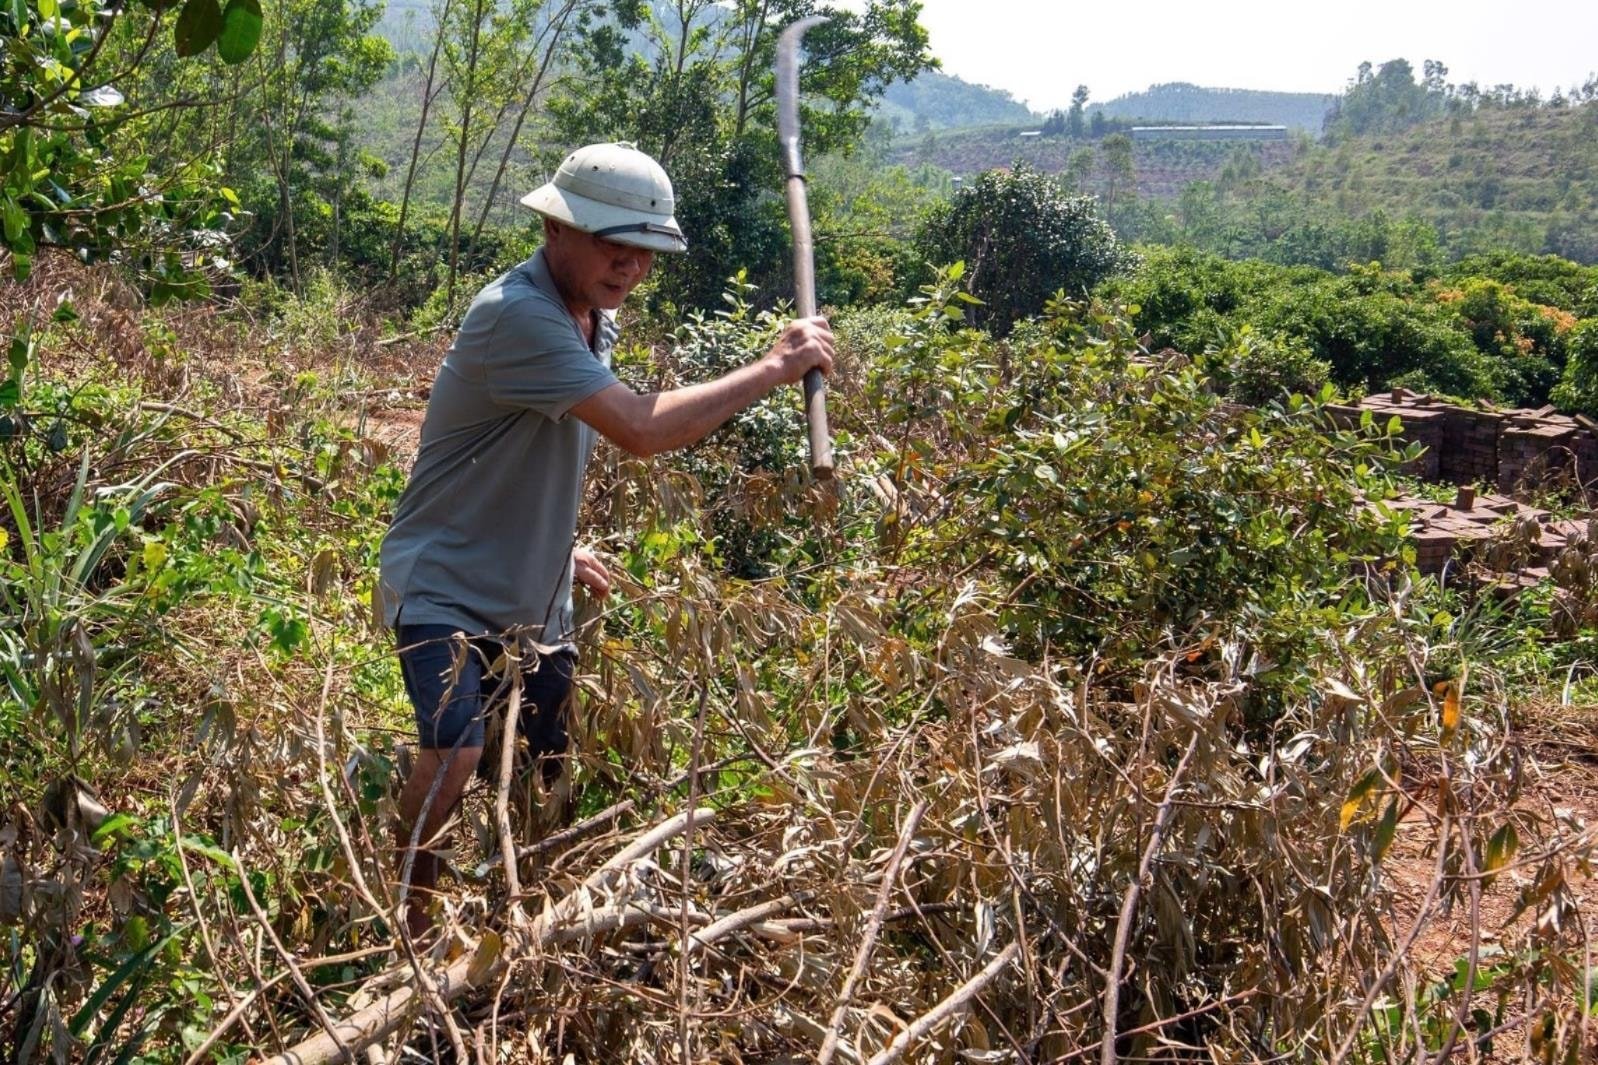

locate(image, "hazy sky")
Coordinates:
896 0 1598 111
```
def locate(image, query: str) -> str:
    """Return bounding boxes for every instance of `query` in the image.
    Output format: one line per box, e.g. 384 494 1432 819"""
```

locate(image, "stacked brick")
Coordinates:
1374 488 1589 581
1379 490 1541 575
1329 390 1598 494
1325 390 1598 582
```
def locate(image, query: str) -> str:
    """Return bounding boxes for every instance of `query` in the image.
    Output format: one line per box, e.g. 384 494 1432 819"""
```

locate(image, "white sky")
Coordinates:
892 0 1598 111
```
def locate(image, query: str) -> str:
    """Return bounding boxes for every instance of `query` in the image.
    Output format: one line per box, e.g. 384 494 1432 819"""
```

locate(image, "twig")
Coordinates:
235 853 363 1063
817 799 929 1065
678 660 714 1065
508 797 634 864
1101 731 1200 1065
182 947 392 1065
865 941 1021 1065
258 808 717 1065
169 788 255 1048
495 669 524 900
685 892 813 956
376 324 450 348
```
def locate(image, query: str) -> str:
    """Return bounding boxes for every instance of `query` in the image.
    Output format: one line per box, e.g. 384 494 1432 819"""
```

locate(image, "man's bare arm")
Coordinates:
572 317 834 458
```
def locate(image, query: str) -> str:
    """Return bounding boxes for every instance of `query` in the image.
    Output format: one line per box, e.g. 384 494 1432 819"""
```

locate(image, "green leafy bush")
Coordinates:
913 164 1138 335
1204 326 1332 405
1550 319 1598 416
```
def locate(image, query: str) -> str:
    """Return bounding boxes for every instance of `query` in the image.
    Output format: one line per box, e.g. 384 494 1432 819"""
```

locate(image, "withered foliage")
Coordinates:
1 260 1594 1063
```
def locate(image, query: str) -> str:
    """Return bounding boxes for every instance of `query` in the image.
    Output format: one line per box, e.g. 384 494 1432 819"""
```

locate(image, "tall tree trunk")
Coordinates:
257 31 301 294
388 0 456 284
470 0 580 245
445 0 488 305
730 0 769 140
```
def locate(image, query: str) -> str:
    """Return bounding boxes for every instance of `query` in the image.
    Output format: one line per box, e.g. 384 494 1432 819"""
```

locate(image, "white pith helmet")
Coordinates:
521 142 688 254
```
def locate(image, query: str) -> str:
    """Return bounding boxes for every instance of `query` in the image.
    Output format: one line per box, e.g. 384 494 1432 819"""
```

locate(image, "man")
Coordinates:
379 142 833 935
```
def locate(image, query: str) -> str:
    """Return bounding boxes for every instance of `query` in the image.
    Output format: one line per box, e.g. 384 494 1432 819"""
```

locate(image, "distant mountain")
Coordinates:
1094 82 1336 133
875 71 1038 133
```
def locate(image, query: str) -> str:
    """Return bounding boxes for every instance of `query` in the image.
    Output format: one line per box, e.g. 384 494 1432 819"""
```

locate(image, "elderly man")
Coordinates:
379 142 833 934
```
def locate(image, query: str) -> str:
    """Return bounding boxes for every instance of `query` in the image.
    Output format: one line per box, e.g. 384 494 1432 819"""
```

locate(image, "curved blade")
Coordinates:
776 15 827 179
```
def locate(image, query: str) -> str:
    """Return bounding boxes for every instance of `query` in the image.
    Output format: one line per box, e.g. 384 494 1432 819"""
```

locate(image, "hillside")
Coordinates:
888 125 1299 197
1257 101 1598 261
1093 81 1336 132
875 70 1037 132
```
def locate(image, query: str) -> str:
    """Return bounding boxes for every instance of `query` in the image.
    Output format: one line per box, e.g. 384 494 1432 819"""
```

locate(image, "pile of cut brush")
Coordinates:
252 563 1592 1064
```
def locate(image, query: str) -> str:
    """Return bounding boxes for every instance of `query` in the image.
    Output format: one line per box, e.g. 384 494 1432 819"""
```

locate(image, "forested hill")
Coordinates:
1265 100 1598 261
876 71 1037 131
1094 82 1336 131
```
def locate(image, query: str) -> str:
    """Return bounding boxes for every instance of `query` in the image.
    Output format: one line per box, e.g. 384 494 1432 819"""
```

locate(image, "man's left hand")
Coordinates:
573 546 611 597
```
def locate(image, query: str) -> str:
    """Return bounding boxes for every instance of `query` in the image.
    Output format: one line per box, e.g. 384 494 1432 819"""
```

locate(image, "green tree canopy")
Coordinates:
914 163 1136 334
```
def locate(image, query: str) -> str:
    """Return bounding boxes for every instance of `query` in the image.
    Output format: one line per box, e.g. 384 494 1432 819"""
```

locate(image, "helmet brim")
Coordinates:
522 182 688 254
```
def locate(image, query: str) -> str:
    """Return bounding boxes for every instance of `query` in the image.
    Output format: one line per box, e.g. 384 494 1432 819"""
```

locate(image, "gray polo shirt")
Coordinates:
378 250 620 641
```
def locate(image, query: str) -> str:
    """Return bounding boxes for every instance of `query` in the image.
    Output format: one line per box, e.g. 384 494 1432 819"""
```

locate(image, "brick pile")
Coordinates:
1377 488 1567 577
1326 389 1598 581
1329 389 1598 494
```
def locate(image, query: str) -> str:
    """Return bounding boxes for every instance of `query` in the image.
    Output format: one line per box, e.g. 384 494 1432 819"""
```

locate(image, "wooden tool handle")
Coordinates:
785 174 834 479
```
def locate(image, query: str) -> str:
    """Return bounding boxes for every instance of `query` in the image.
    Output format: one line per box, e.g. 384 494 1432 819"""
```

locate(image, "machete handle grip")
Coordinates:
804 366 833 479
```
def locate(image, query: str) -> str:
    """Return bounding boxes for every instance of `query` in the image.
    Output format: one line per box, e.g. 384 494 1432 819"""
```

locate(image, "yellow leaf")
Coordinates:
1485 823 1519 878
466 930 502 985
142 539 168 571
1440 668 1466 737
1339 797 1362 832
0 526 8 553
1340 766 1382 831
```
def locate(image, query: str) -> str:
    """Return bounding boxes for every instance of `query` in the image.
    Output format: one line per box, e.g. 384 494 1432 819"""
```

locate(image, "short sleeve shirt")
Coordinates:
377 250 620 642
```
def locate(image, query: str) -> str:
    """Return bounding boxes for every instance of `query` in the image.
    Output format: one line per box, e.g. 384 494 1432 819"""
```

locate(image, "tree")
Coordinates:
913 164 1137 335
0 0 264 286
233 0 391 289
1101 132 1135 218
1064 146 1095 193
1067 83 1088 138
1325 57 1449 140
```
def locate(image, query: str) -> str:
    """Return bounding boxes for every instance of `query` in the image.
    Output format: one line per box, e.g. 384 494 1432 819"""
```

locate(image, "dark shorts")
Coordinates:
397 624 575 758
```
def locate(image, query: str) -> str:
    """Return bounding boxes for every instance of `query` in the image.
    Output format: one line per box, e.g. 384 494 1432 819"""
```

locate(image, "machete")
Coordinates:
776 15 835 480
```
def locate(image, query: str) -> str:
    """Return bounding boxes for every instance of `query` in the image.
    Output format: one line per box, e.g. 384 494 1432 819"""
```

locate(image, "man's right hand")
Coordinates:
762 316 835 385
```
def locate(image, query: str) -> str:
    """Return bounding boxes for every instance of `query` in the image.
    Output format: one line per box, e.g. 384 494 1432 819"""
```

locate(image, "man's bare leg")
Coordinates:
396 746 483 939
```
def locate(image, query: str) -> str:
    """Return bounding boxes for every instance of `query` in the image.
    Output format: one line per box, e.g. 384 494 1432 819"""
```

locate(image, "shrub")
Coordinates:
1550 319 1598 416
1205 326 1332 405
913 164 1138 335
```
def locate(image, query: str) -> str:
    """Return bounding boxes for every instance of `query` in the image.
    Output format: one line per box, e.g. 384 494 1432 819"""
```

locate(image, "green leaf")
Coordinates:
38 0 56 18
180 836 237 869
90 813 138 847
8 331 28 376
216 0 261 63
2 199 25 245
69 935 169 1036
173 0 222 57
1373 797 1399 862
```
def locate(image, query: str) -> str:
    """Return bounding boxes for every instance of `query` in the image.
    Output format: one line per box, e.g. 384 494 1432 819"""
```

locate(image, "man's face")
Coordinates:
545 220 654 314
